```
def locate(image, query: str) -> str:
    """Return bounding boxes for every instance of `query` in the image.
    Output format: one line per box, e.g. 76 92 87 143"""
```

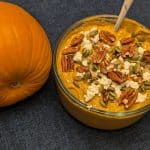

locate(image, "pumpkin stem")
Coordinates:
10 81 21 88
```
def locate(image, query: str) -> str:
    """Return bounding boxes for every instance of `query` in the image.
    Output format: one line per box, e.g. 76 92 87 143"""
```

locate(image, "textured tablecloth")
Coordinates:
0 0 150 149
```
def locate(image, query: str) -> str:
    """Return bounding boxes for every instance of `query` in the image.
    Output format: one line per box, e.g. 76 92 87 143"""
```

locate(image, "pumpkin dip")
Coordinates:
57 17 150 113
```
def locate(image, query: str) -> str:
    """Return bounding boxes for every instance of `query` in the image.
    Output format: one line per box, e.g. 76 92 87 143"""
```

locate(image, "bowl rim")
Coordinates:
53 14 150 117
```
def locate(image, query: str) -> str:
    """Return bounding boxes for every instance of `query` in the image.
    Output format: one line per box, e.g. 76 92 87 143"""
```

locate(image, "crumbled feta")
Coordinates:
82 59 88 66
91 34 99 43
103 44 110 49
87 105 92 109
82 38 92 50
90 27 98 32
111 83 122 98
143 72 150 81
111 58 118 64
73 51 82 62
124 61 131 70
76 72 85 78
120 61 135 74
138 47 145 56
107 64 114 70
97 75 112 89
118 56 124 63
106 53 111 60
116 41 121 47
83 31 90 37
84 83 100 102
136 93 147 103
125 80 139 89
120 69 130 74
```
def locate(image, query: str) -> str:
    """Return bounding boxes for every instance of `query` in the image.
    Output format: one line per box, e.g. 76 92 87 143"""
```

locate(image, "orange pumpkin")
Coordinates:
0 2 52 106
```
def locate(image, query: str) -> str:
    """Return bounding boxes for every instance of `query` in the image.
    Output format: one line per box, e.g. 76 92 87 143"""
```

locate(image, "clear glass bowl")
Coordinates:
53 15 150 130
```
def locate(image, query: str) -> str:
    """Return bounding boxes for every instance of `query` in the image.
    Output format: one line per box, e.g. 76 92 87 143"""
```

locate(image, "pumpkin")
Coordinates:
0 2 52 106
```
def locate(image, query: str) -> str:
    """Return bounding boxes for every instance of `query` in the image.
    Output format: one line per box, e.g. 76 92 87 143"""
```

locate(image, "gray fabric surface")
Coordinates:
0 0 150 149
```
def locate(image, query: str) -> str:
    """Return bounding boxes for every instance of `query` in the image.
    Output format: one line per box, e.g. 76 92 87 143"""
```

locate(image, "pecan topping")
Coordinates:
63 47 79 55
107 71 127 84
76 65 89 73
118 88 138 109
70 34 84 47
92 47 108 64
100 59 110 68
99 30 116 45
61 55 74 72
143 51 150 63
120 37 134 45
121 45 136 58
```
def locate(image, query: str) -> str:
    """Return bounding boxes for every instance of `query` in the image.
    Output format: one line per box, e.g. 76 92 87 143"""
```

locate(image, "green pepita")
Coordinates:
89 30 98 37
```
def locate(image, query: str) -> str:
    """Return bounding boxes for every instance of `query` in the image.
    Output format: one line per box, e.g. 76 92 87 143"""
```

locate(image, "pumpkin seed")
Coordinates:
131 32 137 37
100 100 107 108
137 36 145 42
82 49 92 57
99 84 104 93
144 82 150 86
83 72 91 80
73 81 80 88
89 30 98 37
114 46 121 53
121 86 127 91
131 54 140 61
109 91 116 98
135 42 143 47
92 64 100 71
74 76 83 81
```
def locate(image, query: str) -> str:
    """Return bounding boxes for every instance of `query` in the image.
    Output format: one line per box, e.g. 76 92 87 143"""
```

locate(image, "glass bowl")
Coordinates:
53 15 150 130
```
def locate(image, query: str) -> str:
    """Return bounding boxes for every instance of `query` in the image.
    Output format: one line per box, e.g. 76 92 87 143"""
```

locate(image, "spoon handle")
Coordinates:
115 0 134 31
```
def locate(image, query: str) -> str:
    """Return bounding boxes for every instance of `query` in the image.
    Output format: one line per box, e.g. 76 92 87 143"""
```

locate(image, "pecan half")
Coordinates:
100 59 110 68
70 34 84 47
118 88 138 109
121 45 136 58
61 55 74 72
120 37 134 45
143 51 150 63
76 65 89 73
99 30 116 45
92 47 108 64
62 47 79 55
107 71 127 84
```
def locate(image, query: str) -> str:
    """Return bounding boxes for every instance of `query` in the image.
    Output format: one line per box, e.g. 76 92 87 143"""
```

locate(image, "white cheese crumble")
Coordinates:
116 41 121 47
143 72 150 81
87 105 92 109
82 38 92 50
124 61 131 70
120 61 135 74
82 59 88 66
111 58 118 64
90 27 98 32
111 83 122 98
73 51 82 62
97 75 112 89
103 44 110 50
84 83 100 102
136 93 147 103
118 56 124 63
91 34 99 43
125 80 139 89
76 72 85 78
138 47 145 56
